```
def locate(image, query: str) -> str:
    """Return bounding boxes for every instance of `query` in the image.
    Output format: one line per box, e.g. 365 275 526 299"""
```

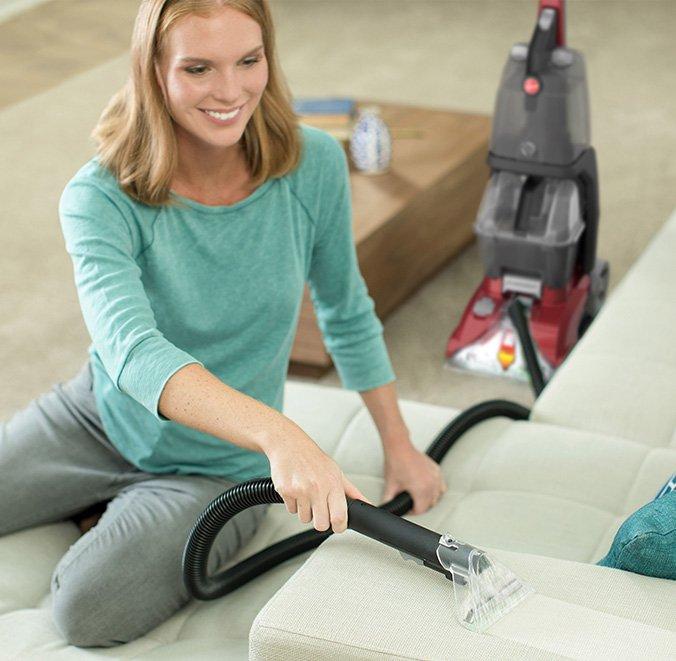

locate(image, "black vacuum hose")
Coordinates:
183 399 530 600
508 298 546 397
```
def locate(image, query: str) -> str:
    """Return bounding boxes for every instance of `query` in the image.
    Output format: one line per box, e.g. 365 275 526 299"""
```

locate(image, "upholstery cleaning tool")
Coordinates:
183 401 532 633
446 0 609 385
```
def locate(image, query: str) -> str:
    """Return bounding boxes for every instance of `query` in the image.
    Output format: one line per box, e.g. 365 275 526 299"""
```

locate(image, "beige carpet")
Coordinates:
2 0 675 420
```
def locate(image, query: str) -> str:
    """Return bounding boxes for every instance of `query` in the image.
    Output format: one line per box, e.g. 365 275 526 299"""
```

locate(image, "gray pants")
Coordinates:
0 361 270 648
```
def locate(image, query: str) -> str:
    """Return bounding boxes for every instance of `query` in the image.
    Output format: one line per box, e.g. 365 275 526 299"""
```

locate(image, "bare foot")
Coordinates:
78 512 103 535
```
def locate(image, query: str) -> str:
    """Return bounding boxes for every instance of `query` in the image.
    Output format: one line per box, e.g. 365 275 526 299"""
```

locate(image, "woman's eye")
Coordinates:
186 57 261 75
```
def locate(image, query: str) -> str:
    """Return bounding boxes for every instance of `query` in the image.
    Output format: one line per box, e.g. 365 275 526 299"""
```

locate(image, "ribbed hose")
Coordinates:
182 399 530 600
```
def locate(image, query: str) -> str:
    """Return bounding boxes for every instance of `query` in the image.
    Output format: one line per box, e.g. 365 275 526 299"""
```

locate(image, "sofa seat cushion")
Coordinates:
430 421 676 564
250 534 676 660
533 209 676 448
281 385 667 563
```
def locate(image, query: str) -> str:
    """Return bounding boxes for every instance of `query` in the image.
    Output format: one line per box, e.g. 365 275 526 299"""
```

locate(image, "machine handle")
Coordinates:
346 498 448 576
538 0 566 47
527 0 566 77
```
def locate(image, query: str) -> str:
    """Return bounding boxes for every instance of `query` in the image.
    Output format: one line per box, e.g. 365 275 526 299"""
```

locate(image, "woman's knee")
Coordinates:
49 488 271 647
51 573 122 647
50 551 185 648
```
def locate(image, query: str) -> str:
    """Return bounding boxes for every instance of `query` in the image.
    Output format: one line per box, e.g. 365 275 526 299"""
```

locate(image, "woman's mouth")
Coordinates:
200 106 243 126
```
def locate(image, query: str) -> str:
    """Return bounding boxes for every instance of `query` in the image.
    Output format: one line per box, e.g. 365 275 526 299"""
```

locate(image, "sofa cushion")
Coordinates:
418 418 675 563
283 382 676 563
250 533 676 660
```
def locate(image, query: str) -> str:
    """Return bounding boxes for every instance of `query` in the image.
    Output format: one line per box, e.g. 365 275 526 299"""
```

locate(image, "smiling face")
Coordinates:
154 6 269 167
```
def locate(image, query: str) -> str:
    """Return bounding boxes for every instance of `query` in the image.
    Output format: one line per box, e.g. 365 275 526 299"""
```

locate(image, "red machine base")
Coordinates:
446 274 590 369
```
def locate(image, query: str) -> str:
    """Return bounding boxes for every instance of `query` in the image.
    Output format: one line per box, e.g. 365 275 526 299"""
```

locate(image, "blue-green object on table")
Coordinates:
597 487 676 580
293 97 356 115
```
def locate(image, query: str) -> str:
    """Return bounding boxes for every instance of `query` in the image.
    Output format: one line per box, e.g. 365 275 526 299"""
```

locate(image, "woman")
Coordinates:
0 0 446 648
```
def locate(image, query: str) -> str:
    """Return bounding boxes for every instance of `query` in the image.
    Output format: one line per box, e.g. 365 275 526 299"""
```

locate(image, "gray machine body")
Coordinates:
476 42 591 291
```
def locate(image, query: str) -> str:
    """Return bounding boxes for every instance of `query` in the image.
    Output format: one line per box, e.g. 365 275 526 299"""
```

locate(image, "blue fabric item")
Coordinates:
597 491 676 580
655 473 676 500
58 124 395 482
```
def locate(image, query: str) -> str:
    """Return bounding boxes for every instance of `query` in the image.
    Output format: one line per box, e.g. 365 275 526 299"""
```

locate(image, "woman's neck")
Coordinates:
173 133 248 192
171 146 255 206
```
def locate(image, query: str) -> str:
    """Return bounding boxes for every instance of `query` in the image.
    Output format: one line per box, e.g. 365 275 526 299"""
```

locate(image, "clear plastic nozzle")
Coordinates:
436 534 533 632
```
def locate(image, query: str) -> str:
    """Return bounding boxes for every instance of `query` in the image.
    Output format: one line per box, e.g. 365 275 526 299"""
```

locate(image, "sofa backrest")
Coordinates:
532 209 676 450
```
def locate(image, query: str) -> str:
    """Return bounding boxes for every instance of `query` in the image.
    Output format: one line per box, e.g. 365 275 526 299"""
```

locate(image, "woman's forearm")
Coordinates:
158 362 300 457
359 381 413 453
159 364 376 530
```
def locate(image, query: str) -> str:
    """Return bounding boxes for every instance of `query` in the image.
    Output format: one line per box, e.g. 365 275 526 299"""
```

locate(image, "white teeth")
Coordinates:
204 107 240 121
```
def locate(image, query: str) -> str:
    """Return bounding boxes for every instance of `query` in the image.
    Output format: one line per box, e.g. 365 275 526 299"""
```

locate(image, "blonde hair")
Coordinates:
91 0 301 208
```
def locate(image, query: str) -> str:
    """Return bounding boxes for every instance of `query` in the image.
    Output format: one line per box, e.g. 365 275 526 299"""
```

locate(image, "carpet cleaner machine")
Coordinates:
182 1 602 634
446 0 608 390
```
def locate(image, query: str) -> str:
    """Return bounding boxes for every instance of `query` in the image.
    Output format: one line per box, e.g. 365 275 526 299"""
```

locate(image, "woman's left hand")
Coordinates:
381 443 447 515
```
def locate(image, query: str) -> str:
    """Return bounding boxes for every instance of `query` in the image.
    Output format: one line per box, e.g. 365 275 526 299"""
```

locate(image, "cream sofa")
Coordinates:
2 212 675 658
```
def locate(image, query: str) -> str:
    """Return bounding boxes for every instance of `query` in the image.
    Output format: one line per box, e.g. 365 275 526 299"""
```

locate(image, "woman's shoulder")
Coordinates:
61 156 131 208
285 124 349 202
59 157 147 240
74 155 128 189
296 123 346 170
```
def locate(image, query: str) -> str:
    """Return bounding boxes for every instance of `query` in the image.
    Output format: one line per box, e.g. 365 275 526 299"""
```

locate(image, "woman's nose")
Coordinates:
211 68 242 104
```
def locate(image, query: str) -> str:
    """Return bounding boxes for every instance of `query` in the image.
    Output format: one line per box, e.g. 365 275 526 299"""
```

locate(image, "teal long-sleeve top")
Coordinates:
58 124 395 482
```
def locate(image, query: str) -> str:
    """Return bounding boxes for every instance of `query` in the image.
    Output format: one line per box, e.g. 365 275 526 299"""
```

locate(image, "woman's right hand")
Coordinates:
267 432 373 534
157 364 373 527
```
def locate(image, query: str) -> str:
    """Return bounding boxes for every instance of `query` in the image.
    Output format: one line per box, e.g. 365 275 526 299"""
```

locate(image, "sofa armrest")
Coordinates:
250 531 676 660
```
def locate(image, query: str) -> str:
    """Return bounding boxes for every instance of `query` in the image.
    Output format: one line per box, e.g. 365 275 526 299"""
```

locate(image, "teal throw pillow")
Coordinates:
597 489 675 580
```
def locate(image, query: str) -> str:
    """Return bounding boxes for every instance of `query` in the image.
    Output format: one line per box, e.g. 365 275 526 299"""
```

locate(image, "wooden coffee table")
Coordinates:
290 100 491 376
